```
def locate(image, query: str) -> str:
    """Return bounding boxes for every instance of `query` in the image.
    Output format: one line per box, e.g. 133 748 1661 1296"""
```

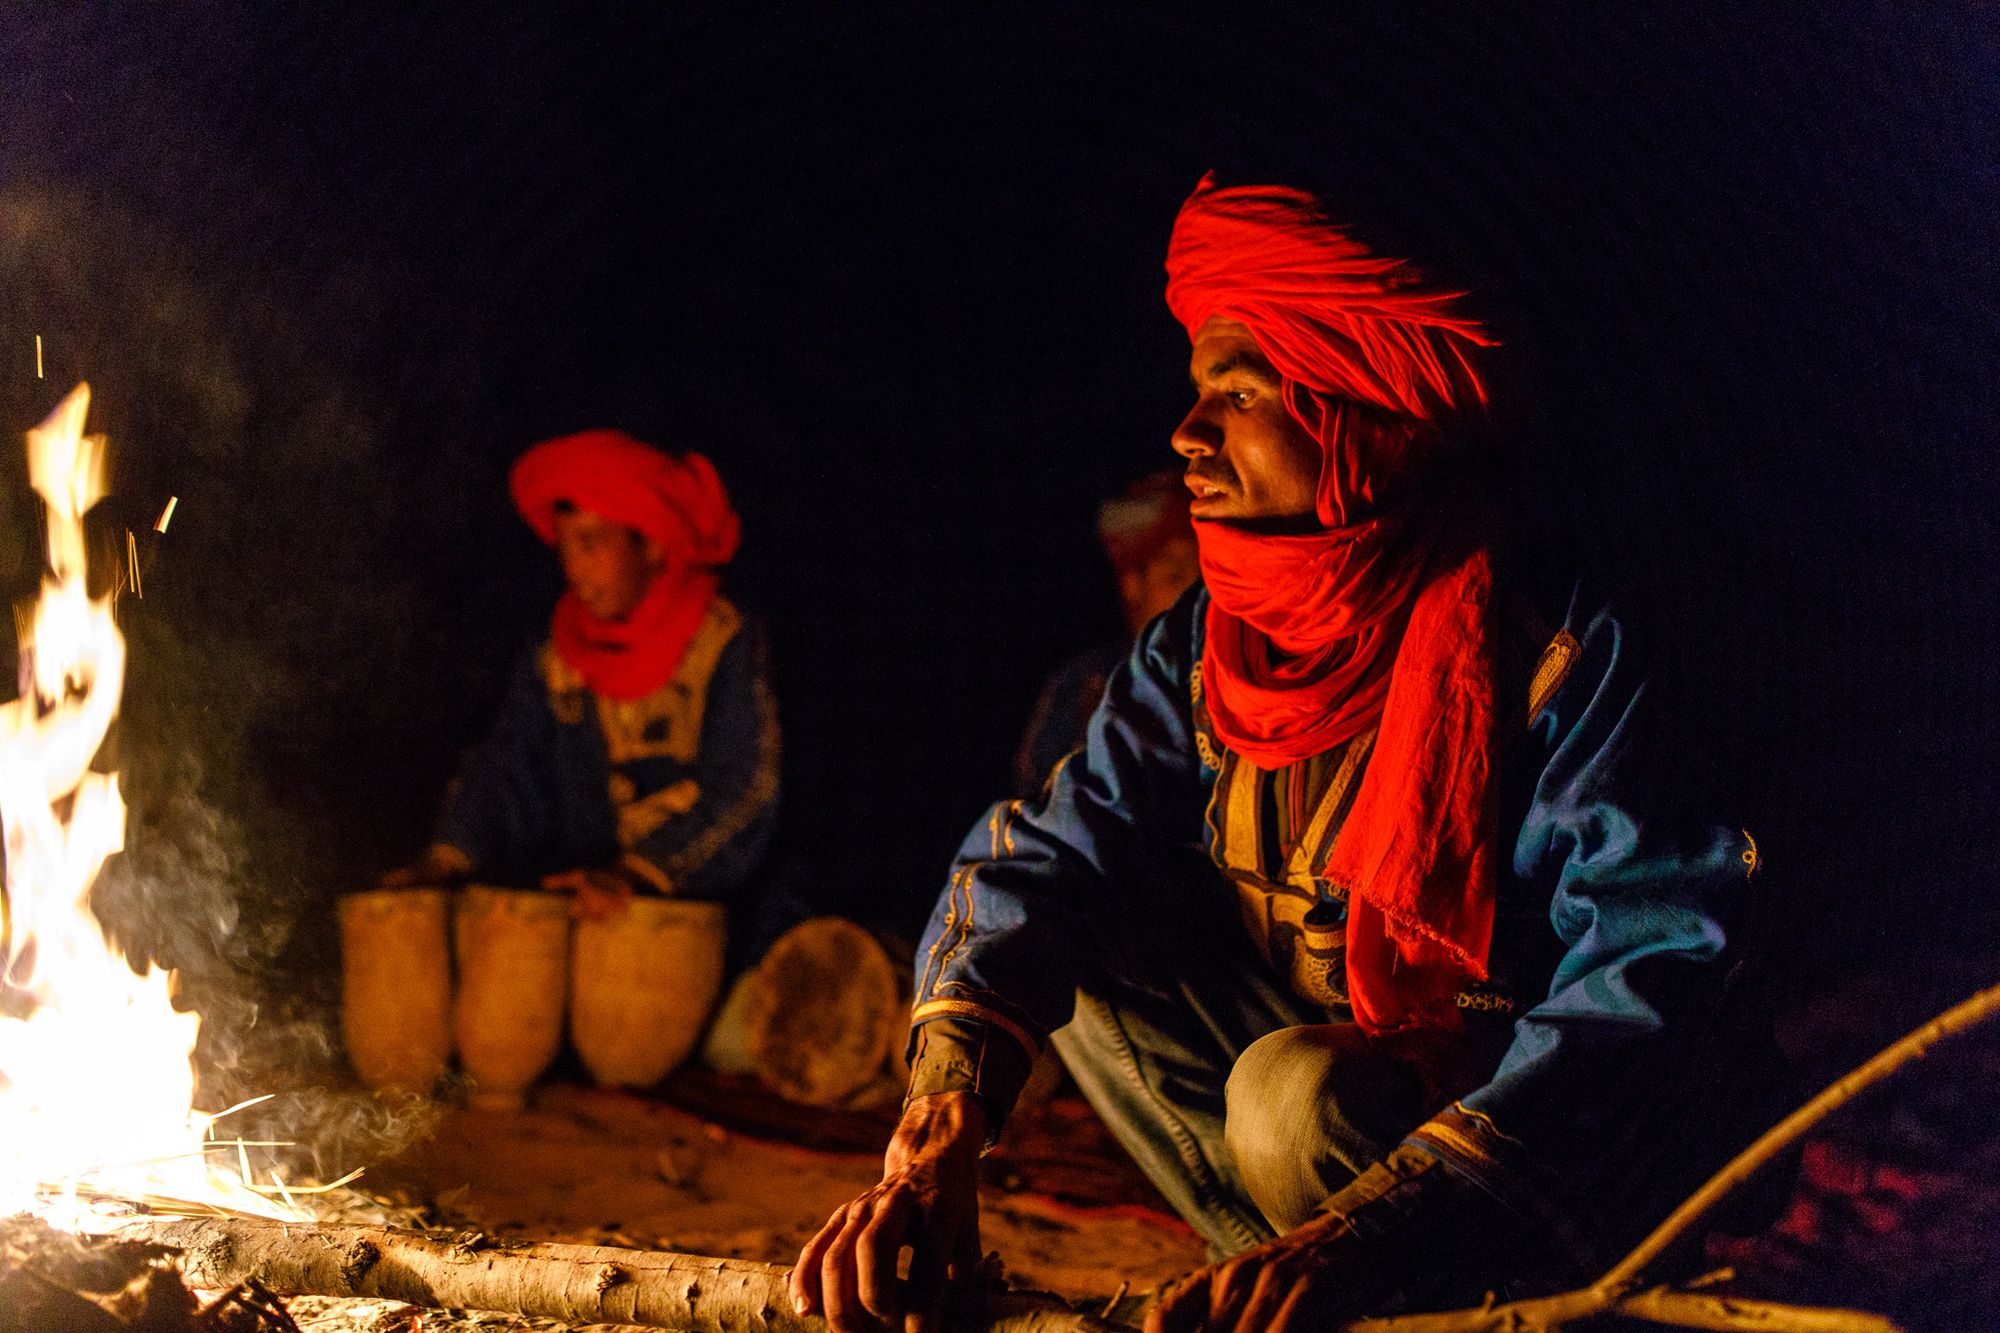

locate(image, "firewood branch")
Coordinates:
1340 1282 1901 1333
123 1216 1119 1333
1330 980 2000 1333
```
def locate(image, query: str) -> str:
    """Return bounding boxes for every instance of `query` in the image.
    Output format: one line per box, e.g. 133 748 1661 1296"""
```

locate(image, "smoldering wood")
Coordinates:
126 1216 1127 1333
0 1213 297 1332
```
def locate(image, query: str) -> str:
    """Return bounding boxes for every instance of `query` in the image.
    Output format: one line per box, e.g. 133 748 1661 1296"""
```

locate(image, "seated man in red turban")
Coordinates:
389 430 778 920
792 177 1760 1331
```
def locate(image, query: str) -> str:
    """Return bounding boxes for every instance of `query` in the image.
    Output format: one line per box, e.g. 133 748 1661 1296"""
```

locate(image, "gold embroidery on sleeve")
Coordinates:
652 649 779 881
1527 628 1581 723
910 998 1042 1060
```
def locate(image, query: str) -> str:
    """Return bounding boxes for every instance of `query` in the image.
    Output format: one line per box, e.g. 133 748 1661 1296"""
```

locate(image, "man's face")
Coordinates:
1172 318 1322 529
554 508 662 622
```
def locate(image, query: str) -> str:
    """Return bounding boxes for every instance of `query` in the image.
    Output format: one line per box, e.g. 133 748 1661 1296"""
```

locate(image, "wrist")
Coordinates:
886 1090 988 1173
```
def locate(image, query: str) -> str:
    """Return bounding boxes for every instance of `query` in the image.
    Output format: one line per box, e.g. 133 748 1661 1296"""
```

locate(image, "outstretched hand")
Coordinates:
1145 1210 1391 1333
543 865 639 920
378 844 470 888
791 1091 987 1333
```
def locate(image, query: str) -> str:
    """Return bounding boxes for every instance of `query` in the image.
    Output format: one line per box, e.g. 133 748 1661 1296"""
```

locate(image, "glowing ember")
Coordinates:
0 385 298 1228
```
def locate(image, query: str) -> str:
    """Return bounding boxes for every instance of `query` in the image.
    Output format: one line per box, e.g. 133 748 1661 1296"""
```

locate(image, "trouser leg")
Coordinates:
1051 935 1316 1257
1223 1024 1427 1234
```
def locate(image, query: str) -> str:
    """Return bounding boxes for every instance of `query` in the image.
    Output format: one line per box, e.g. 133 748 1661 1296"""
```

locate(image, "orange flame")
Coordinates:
0 385 302 1227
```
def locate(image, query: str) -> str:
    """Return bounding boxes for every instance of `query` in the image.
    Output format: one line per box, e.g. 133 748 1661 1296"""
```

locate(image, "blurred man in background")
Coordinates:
1013 468 1197 796
387 428 779 918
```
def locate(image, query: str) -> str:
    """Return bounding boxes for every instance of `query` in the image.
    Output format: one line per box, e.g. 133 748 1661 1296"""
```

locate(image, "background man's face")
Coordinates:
1171 319 1322 528
554 508 662 622
1117 534 1200 633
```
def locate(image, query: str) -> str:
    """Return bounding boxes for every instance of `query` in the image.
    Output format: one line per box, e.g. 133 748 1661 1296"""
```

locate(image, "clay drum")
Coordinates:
339 886 452 1094
453 885 571 1109
571 896 726 1088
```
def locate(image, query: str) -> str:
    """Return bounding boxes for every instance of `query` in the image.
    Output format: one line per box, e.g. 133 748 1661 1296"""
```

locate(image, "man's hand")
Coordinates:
378 844 470 888
543 865 639 920
1145 1210 1391 1333
791 1091 987 1333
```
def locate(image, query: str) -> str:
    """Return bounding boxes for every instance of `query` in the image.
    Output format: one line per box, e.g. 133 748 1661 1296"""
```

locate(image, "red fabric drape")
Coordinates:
1165 174 1502 1032
510 430 740 701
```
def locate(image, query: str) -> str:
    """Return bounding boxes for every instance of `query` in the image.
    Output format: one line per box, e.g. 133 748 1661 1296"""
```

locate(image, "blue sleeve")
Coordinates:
434 652 560 874
911 588 1209 1055
1454 593 1758 1165
625 621 781 900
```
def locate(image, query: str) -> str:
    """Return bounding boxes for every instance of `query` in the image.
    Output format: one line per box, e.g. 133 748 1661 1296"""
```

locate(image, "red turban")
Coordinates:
1166 175 1502 1035
510 430 740 700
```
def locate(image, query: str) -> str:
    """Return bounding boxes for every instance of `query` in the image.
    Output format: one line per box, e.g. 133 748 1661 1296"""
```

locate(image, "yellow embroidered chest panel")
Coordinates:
1194 617 1581 1012
539 596 743 851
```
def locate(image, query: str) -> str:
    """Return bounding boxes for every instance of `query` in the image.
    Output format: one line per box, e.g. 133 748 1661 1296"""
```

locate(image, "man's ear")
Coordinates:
641 534 667 574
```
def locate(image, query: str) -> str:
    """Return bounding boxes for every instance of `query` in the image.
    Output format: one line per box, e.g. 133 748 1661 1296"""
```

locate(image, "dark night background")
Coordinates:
0 4 1994 1077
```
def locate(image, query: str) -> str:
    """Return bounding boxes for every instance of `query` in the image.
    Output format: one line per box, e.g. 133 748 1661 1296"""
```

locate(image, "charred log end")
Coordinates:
340 1238 380 1287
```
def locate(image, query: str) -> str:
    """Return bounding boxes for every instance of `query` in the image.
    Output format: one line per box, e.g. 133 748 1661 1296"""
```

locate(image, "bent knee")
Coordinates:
1223 1025 1424 1230
1224 1025 1355 1153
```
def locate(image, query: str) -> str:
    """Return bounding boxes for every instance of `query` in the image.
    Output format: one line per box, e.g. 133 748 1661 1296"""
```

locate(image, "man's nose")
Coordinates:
1171 405 1219 458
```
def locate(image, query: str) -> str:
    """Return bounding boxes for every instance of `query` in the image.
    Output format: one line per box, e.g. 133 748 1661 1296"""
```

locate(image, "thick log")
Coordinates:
125 1216 1123 1333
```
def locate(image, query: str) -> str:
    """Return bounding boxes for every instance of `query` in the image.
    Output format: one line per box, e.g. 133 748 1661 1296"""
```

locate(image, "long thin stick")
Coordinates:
1346 1284 1901 1333
1597 979 2000 1291
1333 980 2000 1333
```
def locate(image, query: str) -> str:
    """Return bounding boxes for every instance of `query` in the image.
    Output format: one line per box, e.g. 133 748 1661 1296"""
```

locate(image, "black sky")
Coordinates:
0 4 1994 982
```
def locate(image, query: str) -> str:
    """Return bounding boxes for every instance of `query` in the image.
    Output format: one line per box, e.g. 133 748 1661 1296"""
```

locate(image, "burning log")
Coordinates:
0 1213 297 1332
126 1216 1126 1333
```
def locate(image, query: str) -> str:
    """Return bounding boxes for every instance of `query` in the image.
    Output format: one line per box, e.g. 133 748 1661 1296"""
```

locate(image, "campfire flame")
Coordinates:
0 385 301 1228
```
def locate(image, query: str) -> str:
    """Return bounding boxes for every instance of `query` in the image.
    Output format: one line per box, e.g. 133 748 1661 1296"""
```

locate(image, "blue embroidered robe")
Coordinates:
435 596 780 900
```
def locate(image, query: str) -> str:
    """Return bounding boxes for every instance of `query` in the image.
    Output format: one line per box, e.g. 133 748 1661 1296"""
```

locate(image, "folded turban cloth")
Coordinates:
511 430 740 700
1166 173 1502 1034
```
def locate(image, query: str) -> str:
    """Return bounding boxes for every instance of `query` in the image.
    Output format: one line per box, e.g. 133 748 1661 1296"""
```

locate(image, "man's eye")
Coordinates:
1228 390 1255 408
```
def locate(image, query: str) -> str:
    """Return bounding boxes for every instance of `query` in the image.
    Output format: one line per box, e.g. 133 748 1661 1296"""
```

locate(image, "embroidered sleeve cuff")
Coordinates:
905 1015 1035 1145
1303 1107 1590 1291
1394 1102 1594 1267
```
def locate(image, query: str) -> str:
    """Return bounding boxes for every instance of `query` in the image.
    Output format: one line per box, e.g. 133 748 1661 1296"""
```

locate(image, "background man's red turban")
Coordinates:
511 429 739 570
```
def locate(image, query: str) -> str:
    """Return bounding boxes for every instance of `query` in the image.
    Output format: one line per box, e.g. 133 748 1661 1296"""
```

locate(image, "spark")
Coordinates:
34 335 43 379
153 496 178 533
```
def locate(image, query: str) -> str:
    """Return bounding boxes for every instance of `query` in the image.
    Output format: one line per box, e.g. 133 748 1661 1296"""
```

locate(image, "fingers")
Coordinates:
1268 1278 1318 1333
1226 1260 1294 1333
790 1209 843 1316
855 1191 911 1323
820 1206 874 1332
900 1226 950 1333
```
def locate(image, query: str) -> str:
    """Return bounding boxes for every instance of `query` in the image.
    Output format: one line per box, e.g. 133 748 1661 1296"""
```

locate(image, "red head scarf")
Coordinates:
510 430 740 701
1166 174 1503 1033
